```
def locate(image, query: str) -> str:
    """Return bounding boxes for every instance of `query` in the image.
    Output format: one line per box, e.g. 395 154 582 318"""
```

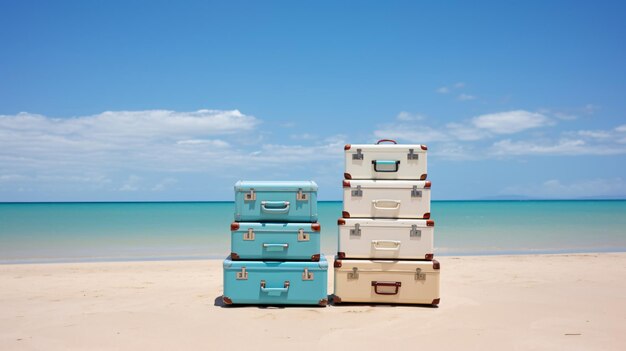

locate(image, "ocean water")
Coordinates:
1 201 625 263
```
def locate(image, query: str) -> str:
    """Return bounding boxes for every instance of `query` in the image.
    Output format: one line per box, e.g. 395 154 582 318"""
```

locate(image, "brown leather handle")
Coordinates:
371 281 401 295
376 139 397 144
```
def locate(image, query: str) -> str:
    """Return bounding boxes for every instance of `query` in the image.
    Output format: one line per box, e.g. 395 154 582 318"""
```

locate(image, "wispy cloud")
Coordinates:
457 93 476 101
501 178 626 199
471 110 551 134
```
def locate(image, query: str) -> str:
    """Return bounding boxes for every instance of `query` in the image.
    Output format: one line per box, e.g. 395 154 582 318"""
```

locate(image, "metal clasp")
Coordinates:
352 148 364 160
411 185 422 198
245 189 256 201
410 224 421 238
347 267 359 279
243 228 255 241
302 268 314 280
350 223 361 237
236 267 248 280
415 268 426 280
297 229 310 241
296 188 308 201
351 185 363 197
407 148 419 160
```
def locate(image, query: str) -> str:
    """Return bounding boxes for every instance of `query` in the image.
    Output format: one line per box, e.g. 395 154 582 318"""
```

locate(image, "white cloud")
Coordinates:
374 125 449 143
0 109 259 174
491 138 626 156
472 110 551 134
445 122 489 141
584 104 600 114
616 125 626 133
577 130 612 139
457 93 476 101
119 175 142 192
396 111 426 121
453 82 465 88
151 178 177 192
436 87 450 94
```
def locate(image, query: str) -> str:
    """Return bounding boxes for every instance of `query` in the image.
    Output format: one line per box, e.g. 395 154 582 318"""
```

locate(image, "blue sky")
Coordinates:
1 1 625 201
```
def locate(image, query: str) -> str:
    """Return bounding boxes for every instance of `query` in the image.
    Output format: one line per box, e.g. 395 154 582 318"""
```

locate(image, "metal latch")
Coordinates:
244 228 255 240
347 267 359 279
410 224 421 238
415 268 426 280
350 223 361 237
411 185 422 198
351 185 363 197
302 268 314 280
352 148 364 160
236 267 248 280
245 189 256 201
297 229 310 241
407 148 419 160
296 188 308 201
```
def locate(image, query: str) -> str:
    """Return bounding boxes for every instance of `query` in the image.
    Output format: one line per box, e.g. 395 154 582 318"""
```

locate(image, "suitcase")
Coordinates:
222 256 328 306
230 222 322 261
337 218 434 260
333 258 440 305
234 181 318 223
342 180 431 219
344 140 428 180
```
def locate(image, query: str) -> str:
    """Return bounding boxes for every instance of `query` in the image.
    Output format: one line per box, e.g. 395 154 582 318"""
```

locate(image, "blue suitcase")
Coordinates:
230 222 321 261
222 256 328 306
234 181 318 223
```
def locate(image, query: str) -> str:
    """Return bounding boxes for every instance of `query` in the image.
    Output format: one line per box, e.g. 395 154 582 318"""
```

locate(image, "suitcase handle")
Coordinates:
261 201 290 213
262 243 289 250
372 240 401 251
260 280 290 293
372 199 401 210
372 160 400 172
371 281 401 295
376 139 397 144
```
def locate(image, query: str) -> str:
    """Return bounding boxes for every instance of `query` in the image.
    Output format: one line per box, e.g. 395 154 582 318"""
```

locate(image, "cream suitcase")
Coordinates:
337 218 434 260
333 258 440 305
344 140 428 180
342 180 431 219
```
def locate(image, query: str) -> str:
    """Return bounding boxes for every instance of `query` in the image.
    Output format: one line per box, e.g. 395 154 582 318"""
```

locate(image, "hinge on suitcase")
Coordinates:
351 185 363 197
350 223 361 237
297 229 310 241
411 185 422 198
236 267 248 280
347 267 359 279
243 228 255 240
352 148 364 160
407 148 419 160
415 268 426 280
410 224 421 238
244 189 256 201
296 188 308 201
302 268 314 280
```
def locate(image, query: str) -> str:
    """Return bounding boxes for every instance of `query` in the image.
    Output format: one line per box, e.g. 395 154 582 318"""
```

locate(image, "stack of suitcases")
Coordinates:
222 181 328 306
334 140 441 305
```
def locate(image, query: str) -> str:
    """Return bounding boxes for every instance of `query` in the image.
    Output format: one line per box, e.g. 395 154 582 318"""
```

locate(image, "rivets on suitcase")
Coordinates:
236 267 248 280
349 223 361 237
347 267 359 279
296 188 308 201
411 185 422 198
410 224 421 238
352 148 364 160
297 229 310 241
244 189 256 201
407 148 419 160
351 185 363 197
243 228 255 241
415 268 426 280
302 268 314 280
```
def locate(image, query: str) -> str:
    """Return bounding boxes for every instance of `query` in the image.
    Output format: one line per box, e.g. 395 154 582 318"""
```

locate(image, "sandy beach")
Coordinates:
1 253 625 350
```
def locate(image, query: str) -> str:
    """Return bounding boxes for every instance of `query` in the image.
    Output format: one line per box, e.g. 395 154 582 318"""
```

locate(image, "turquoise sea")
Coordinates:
1 201 625 263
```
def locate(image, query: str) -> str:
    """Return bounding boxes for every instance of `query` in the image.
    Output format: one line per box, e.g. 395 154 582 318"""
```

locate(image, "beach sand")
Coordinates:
1 253 625 350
